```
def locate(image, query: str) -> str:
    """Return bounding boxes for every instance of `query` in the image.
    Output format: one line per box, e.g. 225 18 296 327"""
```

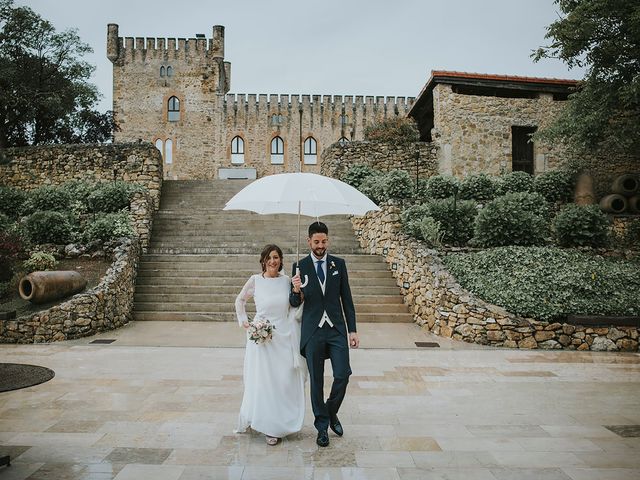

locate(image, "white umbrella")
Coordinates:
223 172 380 285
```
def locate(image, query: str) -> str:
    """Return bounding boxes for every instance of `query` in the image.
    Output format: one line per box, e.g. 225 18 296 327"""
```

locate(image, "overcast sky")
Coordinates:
18 0 583 113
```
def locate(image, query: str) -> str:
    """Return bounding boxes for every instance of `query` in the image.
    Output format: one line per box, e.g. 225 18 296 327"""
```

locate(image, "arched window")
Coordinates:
304 137 317 165
155 139 163 153
338 137 349 146
168 96 180 122
339 114 349 126
270 136 284 165
167 66 174 77
160 66 166 77
165 139 173 164
231 136 245 164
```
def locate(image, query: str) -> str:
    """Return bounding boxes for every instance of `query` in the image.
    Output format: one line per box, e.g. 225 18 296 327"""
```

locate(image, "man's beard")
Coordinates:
312 247 326 258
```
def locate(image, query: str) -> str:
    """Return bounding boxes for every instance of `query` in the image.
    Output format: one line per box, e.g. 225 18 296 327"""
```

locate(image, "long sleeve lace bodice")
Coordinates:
235 275 256 326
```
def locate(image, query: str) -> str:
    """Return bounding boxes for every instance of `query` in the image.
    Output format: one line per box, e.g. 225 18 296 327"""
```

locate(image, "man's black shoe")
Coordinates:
329 415 344 437
316 429 329 447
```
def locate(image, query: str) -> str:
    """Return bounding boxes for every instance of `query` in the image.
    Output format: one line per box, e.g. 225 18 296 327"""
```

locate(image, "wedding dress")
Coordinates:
234 273 306 438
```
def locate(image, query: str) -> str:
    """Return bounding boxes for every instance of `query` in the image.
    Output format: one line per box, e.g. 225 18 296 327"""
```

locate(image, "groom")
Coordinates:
290 221 359 447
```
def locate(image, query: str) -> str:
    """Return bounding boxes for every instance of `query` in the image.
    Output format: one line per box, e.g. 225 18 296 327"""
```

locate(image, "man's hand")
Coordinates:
349 332 359 349
291 274 302 293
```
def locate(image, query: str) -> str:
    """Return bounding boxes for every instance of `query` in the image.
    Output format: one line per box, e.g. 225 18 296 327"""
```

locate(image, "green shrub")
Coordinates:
87 181 145 213
363 117 420 144
458 173 499 202
497 171 534 194
341 164 381 191
533 169 575 204
419 216 445 248
0 230 26 281
0 281 9 298
0 185 27 218
623 219 640 248
22 251 57 273
0 212 10 232
24 211 73 244
443 246 640 321
425 175 459 199
473 192 550 247
359 175 385 204
84 212 135 242
60 181 94 213
552 204 610 248
414 178 430 202
401 204 431 238
383 169 413 201
22 185 72 214
426 198 478 246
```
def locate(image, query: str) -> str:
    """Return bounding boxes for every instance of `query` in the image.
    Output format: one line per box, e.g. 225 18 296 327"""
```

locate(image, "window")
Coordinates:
338 137 349 146
271 114 284 126
339 114 349 126
231 136 245 164
165 139 173 164
270 136 284 165
167 66 174 77
155 138 173 164
168 96 180 122
160 66 166 77
511 126 537 174
304 137 317 165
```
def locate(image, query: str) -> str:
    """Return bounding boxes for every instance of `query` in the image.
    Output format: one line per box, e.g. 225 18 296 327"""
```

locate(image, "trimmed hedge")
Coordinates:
553 204 610 248
443 246 640 321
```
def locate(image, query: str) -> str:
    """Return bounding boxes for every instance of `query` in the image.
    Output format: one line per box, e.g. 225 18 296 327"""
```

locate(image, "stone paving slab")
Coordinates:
0 322 639 479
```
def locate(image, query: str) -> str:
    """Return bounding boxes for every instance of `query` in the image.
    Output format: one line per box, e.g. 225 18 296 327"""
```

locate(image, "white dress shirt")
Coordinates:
311 252 334 328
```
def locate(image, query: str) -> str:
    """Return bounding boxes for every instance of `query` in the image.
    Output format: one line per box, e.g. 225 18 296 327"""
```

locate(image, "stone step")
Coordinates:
134 276 399 287
132 311 414 323
136 269 393 278
133 301 407 314
138 256 384 266
133 293 405 304
138 263 389 272
134 285 402 296
145 247 366 255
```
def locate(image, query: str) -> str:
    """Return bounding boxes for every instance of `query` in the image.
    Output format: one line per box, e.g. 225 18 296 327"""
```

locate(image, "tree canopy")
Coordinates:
0 0 115 148
533 0 640 158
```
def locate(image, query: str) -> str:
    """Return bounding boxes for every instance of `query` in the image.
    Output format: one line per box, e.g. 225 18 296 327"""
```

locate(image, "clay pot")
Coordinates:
19 271 87 304
599 194 628 214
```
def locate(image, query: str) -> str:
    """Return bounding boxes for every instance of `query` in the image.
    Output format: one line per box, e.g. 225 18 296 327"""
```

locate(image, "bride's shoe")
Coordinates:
265 435 279 445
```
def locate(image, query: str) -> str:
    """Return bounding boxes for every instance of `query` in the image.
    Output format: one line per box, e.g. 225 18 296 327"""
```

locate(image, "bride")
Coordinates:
234 244 306 445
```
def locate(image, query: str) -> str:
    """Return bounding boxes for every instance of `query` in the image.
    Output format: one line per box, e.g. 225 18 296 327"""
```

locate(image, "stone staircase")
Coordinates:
133 180 413 323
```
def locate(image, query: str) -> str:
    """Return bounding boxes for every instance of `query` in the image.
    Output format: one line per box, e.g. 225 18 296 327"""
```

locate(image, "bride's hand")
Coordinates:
242 321 250 329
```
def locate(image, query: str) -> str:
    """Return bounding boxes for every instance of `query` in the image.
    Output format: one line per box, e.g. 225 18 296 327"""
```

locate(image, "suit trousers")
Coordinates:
304 324 352 432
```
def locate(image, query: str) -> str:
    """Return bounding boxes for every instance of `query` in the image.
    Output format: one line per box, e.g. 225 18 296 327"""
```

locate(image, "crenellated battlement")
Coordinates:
107 24 226 63
222 94 414 115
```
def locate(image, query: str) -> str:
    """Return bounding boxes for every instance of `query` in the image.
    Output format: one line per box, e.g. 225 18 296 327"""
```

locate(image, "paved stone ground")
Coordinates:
1 322 639 480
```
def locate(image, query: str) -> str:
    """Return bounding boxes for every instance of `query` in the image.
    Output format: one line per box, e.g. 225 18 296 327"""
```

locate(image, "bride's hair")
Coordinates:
260 244 284 273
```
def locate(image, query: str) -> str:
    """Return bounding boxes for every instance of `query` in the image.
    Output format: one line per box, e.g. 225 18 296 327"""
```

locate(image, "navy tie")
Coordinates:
316 260 325 284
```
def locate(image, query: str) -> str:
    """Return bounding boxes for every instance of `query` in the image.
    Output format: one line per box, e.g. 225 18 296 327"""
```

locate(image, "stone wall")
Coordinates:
0 143 162 248
432 84 568 176
351 206 639 352
0 238 140 343
320 141 439 180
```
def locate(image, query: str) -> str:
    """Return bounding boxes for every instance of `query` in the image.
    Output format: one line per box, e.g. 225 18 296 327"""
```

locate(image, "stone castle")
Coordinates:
107 24 414 180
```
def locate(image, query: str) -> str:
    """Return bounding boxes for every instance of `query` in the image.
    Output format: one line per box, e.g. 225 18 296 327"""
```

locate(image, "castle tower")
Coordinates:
108 24 231 179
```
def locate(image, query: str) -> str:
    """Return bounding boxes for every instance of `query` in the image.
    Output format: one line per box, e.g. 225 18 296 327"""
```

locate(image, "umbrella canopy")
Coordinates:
223 172 380 218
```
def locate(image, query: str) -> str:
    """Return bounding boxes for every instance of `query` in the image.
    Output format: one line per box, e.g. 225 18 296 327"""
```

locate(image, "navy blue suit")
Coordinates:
290 254 356 432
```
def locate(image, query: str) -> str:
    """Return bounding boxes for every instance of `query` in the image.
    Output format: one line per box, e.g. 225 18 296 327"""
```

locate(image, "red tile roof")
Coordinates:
429 70 580 86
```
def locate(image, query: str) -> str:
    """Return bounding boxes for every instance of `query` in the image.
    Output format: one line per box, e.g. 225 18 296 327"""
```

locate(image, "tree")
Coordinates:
0 0 115 148
533 0 640 158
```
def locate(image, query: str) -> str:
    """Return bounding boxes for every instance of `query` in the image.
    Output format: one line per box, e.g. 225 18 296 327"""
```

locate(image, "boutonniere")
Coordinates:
329 261 336 270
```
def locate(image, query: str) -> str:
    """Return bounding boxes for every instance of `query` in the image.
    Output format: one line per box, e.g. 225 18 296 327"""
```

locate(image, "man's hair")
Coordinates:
308 221 328 237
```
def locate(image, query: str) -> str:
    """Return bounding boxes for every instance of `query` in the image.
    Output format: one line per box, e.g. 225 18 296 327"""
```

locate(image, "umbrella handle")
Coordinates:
296 267 309 288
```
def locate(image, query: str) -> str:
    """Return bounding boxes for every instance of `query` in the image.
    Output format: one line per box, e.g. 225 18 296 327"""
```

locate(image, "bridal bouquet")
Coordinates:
248 318 275 344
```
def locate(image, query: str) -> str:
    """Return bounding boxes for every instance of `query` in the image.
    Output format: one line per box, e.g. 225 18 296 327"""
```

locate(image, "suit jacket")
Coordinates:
289 254 356 356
